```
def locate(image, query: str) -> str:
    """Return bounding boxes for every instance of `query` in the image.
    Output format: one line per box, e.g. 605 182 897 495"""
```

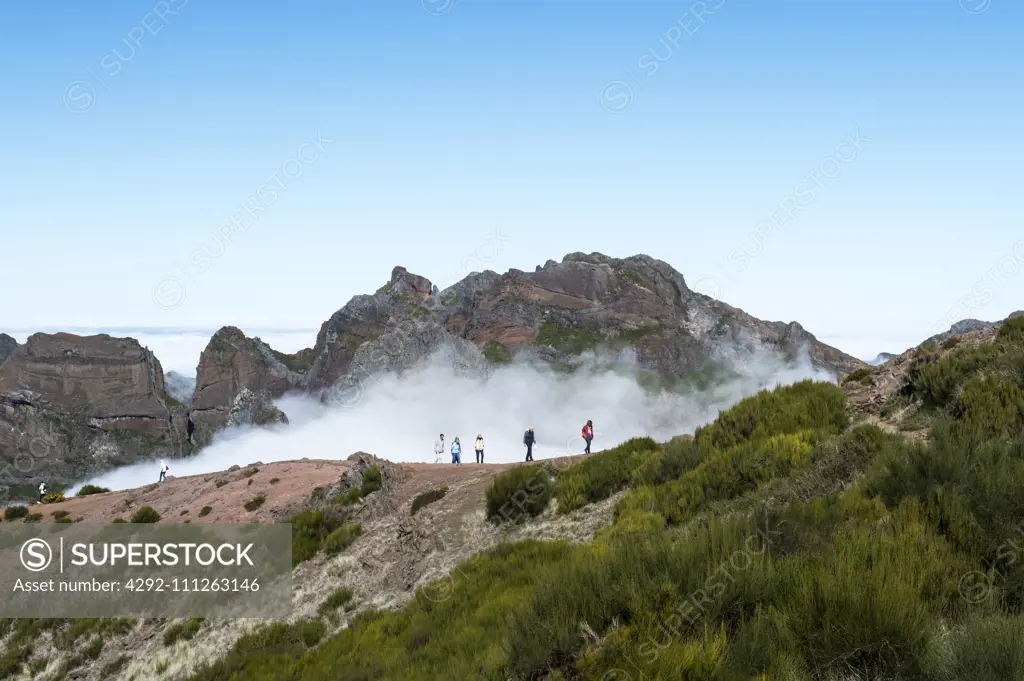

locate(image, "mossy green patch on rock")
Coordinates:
615 268 645 287
535 320 603 354
268 341 323 374
483 340 513 364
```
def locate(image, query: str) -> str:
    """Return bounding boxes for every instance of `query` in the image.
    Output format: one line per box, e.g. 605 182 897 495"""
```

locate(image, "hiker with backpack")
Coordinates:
523 427 535 462
474 434 485 463
38 482 46 503
451 437 462 465
582 420 594 454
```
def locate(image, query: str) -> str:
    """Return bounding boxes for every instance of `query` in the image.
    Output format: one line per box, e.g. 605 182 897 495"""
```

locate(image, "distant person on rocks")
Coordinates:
451 437 462 465
159 461 169 483
582 420 594 455
38 482 46 503
434 434 445 464
474 434 485 463
523 427 535 462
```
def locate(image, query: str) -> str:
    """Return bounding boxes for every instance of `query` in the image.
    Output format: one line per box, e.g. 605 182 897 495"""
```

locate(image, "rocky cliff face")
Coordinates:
193 252 865 425
0 333 18 365
188 326 306 446
0 333 190 490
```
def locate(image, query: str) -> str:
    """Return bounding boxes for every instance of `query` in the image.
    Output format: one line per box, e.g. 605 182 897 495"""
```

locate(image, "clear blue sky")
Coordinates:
1 0 1021 359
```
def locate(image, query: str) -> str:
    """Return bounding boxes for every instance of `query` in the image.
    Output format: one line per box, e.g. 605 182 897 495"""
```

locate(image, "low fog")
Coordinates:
67 344 835 494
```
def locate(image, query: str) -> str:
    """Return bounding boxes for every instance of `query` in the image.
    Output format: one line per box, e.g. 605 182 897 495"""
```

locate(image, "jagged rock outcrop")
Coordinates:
193 252 865 439
225 388 289 428
869 352 898 366
0 333 189 488
189 326 306 445
0 334 18 366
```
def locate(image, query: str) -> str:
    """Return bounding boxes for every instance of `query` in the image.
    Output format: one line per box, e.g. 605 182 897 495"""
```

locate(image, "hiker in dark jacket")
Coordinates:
523 427 535 462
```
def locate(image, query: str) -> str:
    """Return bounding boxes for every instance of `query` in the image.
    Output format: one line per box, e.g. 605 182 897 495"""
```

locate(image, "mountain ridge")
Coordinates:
0 252 863 488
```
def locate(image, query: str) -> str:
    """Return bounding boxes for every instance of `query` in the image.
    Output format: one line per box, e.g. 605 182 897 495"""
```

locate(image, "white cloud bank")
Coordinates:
67 343 835 494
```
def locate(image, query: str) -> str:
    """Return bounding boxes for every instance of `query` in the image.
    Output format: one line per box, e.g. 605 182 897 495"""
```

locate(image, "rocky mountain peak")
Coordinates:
390 266 435 300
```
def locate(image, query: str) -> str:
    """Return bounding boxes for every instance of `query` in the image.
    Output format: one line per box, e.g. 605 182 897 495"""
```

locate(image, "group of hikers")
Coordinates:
434 420 594 464
32 424 595 503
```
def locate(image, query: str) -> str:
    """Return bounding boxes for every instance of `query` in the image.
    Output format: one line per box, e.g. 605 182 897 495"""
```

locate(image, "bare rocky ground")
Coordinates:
0 452 609 681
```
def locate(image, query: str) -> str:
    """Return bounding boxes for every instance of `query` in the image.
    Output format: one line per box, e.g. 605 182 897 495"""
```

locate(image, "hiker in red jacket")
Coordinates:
582 420 594 455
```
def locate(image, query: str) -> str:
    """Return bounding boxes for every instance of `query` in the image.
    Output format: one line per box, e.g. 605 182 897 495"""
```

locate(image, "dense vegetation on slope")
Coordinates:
178 319 1024 681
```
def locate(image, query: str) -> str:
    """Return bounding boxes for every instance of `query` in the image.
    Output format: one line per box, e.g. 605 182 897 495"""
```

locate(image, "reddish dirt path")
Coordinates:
12 455 588 525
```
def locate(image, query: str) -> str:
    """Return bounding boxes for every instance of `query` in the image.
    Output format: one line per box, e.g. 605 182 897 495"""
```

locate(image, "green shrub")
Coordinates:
110 518 127 523
940 614 1024 681
323 524 362 556
23 512 42 523
76 485 110 497
4 505 28 521
244 494 266 512
55 516 73 524
130 506 161 523
913 339 999 403
693 379 848 454
617 429 820 525
361 466 382 495
164 618 203 646
952 376 1024 440
411 487 448 516
334 487 364 506
317 587 355 617
51 509 69 519
269 477 280 484
555 436 660 514
288 510 345 566
82 635 104 660
485 465 554 522
184 620 327 681
198 505 213 517
843 367 873 384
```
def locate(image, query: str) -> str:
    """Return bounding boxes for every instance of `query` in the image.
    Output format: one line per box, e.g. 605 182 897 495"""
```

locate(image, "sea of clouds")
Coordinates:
66 337 836 494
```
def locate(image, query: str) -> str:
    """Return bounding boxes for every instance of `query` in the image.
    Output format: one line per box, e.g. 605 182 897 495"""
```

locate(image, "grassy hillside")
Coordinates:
7 319 1024 680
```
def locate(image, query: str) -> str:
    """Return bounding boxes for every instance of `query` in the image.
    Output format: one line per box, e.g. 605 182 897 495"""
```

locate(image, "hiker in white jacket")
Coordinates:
38 482 46 503
433 434 445 464
159 461 169 483
474 434 484 464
